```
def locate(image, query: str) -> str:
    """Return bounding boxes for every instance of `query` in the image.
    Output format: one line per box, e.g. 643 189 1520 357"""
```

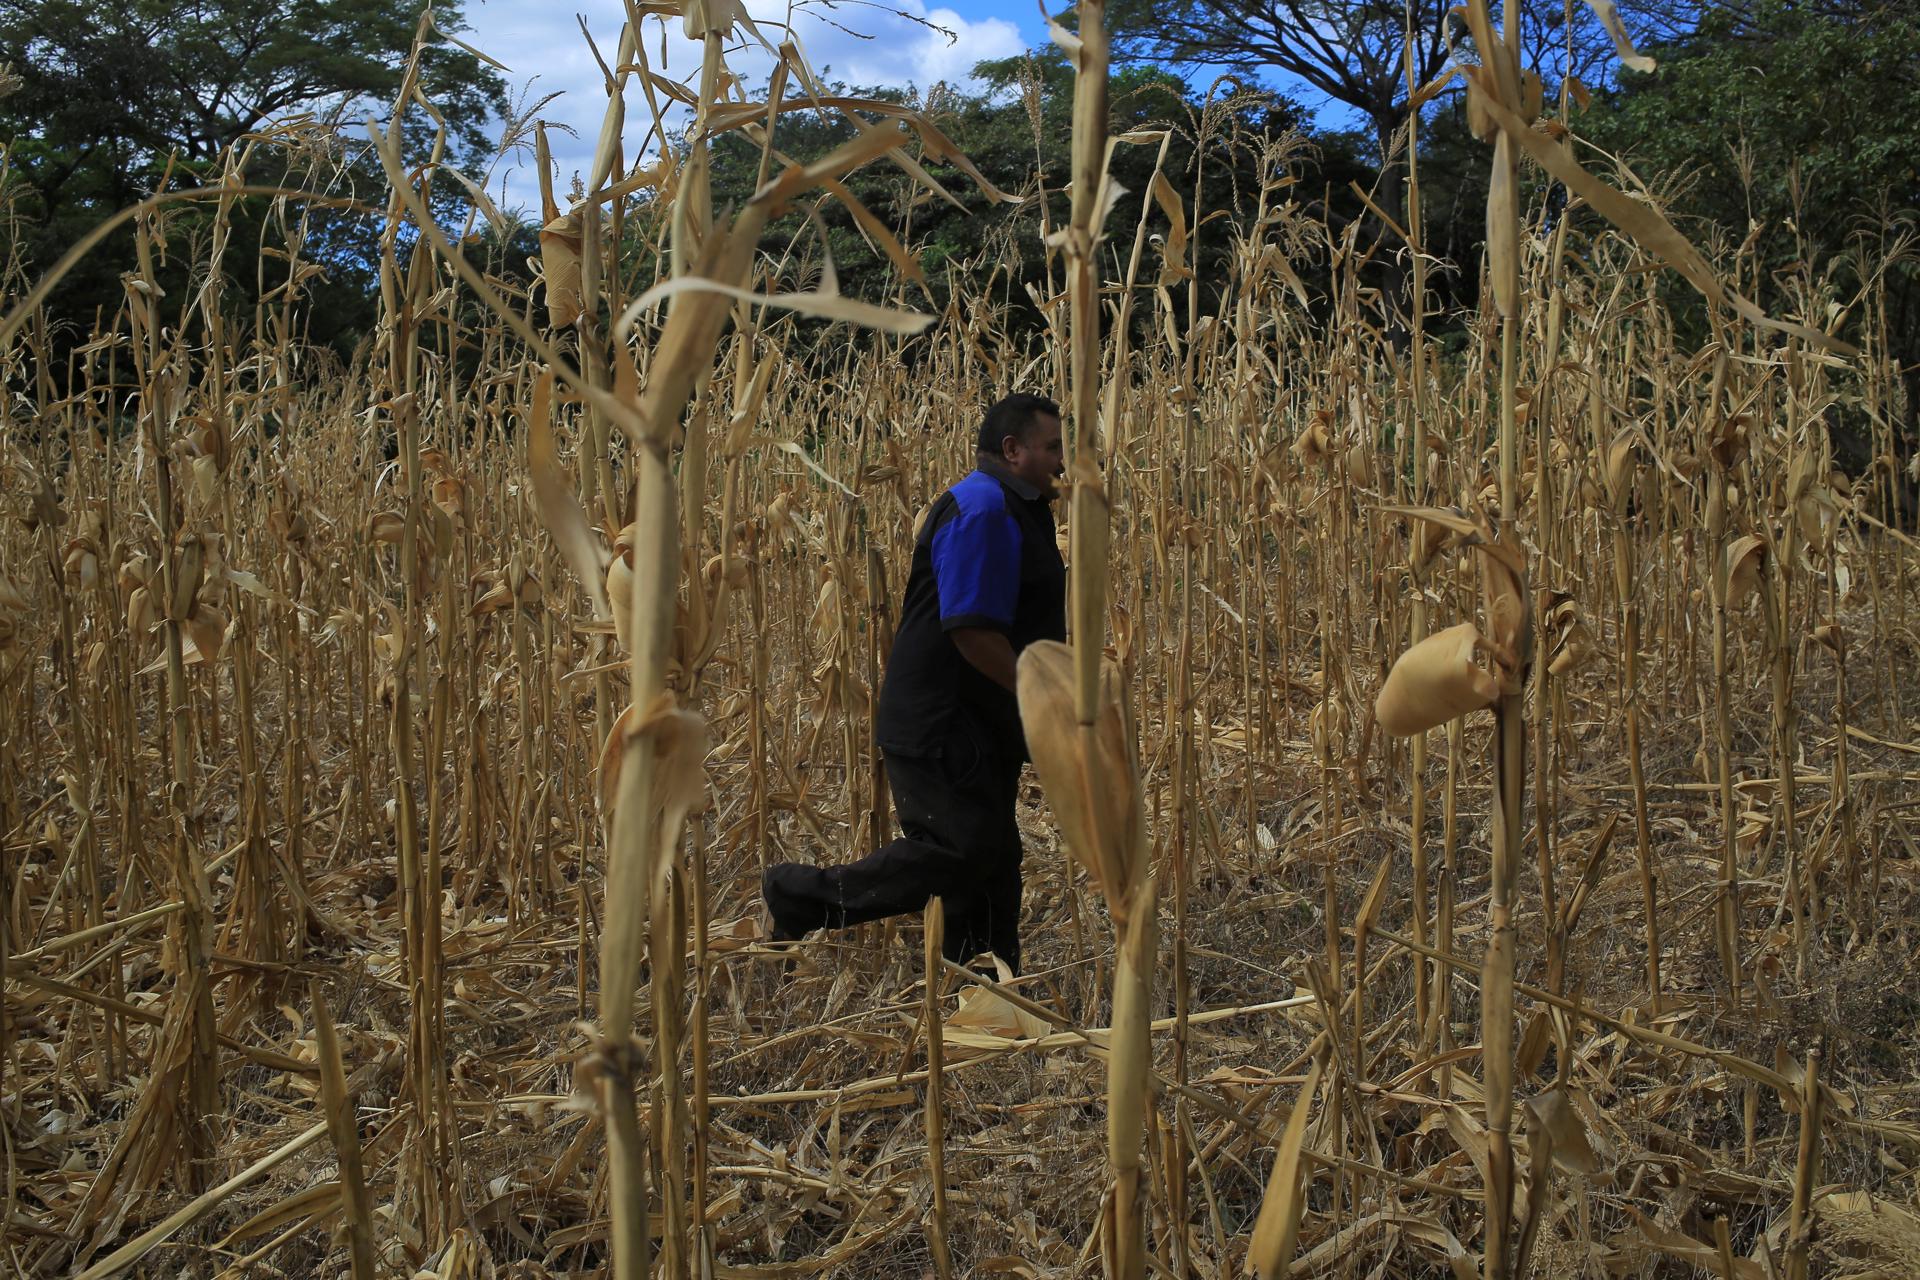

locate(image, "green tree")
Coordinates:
1106 0 1455 185
1588 0 1918 263
698 52 1364 346
1101 0 1691 322
1583 0 1920 429
0 0 507 348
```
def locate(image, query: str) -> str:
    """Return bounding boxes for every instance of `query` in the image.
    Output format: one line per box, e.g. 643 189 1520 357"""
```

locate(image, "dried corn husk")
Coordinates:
126 584 154 635
1726 535 1766 610
367 511 405 545
432 473 467 525
180 606 228 666
1603 431 1638 514
944 966 1049 1044
1016 640 1145 927
1377 622 1501 736
540 210 584 328
1293 419 1330 467
1476 528 1531 678
596 693 710 860
1411 517 1461 572
64 510 105 589
0 568 24 653
606 522 637 651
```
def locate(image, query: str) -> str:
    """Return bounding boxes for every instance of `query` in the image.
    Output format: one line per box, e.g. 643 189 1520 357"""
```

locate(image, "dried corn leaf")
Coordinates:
212 1179 343 1247
1585 0 1656 72
1246 1057 1324 1279
527 369 611 620
615 271 931 339
1621 1208 1766 1280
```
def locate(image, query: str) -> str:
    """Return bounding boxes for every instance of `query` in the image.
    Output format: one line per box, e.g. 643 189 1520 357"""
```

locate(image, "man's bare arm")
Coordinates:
950 627 1018 692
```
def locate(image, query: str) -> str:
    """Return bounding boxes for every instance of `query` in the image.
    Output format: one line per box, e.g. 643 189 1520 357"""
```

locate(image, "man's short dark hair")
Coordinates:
977 393 1061 456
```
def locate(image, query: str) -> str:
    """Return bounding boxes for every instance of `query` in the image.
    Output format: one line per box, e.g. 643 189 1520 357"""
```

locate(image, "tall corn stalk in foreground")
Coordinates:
1467 2 1529 1271
61 188 225 1240
1017 2 1154 1277
492 14 1001 1275
1372 2 1855 1275
1374 4 1535 1272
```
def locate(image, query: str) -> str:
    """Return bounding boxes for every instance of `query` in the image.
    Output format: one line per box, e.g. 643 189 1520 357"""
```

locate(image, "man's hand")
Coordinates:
949 627 1018 692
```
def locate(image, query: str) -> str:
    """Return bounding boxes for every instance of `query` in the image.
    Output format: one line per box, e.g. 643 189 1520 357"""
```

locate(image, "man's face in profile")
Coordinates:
1004 412 1066 500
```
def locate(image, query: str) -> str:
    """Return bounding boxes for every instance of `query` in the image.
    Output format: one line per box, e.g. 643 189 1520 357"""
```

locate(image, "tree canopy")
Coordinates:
3 0 1915 402
0 0 507 348
1586 0 1919 259
697 53 1373 345
1580 0 1920 437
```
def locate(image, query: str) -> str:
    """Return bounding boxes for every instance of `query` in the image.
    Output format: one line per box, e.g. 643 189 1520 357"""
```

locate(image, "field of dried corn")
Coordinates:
4 2 1920 1278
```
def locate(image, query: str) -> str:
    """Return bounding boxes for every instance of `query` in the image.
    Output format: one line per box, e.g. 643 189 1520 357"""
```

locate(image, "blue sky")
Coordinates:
450 0 1361 215
458 0 1036 213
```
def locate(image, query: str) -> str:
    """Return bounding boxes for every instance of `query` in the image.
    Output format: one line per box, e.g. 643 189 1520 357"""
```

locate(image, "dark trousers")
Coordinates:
764 715 1025 972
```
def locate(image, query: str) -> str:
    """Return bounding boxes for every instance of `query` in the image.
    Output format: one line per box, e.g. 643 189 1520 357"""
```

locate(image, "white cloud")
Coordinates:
452 0 1028 215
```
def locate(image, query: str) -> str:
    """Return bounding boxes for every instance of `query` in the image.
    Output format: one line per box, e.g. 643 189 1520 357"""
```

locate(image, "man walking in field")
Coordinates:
761 393 1066 973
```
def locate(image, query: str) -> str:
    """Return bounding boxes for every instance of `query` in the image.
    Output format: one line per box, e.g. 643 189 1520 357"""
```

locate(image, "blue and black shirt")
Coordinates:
876 457 1067 761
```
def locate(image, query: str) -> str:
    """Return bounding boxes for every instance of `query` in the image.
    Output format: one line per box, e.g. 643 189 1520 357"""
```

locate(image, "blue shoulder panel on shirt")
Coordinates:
930 471 1022 630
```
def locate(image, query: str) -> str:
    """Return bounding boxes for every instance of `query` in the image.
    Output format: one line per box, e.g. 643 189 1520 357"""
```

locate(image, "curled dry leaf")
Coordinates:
1377 622 1501 737
1543 593 1595 676
1726 535 1766 610
540 211 584 329
1528 1087 1599 1176
367 511 405 545
597 693 710 843
607 543 634 652
468 571 514 617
